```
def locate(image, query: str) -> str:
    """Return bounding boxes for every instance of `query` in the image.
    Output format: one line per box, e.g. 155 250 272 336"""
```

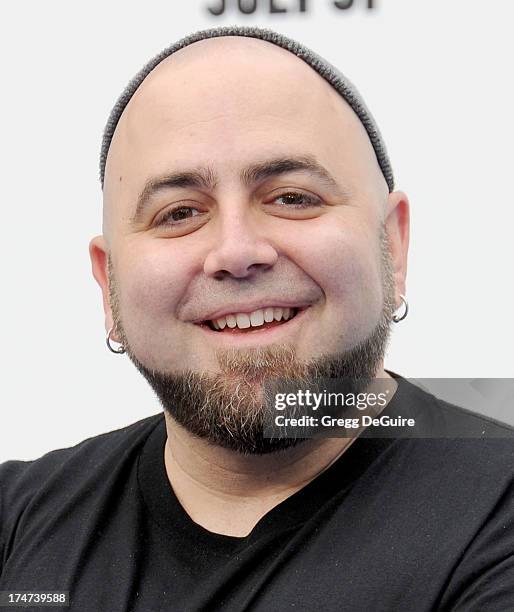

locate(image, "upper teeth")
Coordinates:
211 307 295 330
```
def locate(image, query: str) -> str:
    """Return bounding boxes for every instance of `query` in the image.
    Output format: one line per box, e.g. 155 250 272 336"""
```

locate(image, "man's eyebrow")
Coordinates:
240 156 340 190
131 156 344 224
131 168 217 224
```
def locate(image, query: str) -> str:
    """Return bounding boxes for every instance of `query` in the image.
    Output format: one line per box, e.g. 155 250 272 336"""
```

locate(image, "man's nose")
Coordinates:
203 207 279 279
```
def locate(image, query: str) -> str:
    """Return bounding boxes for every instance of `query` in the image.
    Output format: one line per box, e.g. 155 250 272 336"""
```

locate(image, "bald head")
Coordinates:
100 27 393 192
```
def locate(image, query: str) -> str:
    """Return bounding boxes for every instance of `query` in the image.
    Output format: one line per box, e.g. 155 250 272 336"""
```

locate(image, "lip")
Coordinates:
194 305 311 345
192 301 313 324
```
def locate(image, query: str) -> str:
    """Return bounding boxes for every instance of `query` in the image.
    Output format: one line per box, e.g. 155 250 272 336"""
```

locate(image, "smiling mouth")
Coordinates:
198 307 302 334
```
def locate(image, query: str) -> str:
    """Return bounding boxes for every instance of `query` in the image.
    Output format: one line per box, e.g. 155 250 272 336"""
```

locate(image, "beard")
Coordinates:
107 228 396 455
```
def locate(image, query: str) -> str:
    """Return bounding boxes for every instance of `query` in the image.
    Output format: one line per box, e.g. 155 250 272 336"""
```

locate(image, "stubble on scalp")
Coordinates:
106 227 396 454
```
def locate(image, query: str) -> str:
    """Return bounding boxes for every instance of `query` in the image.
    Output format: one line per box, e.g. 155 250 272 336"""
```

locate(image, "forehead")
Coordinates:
104 37 382 208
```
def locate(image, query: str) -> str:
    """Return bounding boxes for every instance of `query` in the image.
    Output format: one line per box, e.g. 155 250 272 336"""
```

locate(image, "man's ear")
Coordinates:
89 235 115 335
384 191 410 300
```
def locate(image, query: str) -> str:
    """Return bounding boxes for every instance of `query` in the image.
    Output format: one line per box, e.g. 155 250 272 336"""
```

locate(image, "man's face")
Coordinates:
91 37 408 453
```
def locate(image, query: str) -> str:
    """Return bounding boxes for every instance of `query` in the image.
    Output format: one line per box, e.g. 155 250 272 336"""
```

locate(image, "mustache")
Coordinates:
178 265 323 323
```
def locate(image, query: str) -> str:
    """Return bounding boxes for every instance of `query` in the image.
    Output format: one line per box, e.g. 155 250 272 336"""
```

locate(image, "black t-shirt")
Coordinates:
1 373 513 611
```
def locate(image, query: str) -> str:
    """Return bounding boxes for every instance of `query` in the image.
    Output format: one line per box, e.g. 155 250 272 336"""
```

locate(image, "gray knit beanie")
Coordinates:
99 26 394 192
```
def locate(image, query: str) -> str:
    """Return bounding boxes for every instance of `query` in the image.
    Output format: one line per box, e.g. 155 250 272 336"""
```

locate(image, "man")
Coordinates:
1 27 513 611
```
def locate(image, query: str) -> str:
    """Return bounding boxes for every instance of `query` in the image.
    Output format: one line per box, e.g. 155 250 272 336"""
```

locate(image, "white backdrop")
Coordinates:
1 0 513 461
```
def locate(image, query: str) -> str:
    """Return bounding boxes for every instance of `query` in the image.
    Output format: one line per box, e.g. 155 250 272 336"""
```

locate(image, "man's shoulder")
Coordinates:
0 413 163 508
386 373 514 478
389 372 514 437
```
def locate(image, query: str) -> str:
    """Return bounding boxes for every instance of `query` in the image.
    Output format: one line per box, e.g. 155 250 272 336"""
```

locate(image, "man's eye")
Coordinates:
156 207 201 225
271 192 322 208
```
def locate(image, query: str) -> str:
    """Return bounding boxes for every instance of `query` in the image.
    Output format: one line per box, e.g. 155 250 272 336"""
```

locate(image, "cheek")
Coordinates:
114 241 200 368
117 243 191 324
289 217 384 331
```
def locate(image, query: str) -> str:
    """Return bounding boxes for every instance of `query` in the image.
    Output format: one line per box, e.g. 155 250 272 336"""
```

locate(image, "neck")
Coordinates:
163 367 396 536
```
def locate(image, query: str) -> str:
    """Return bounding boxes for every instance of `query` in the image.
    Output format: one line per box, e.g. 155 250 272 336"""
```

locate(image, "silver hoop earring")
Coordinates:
392 294 409 323
106 326 125 354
